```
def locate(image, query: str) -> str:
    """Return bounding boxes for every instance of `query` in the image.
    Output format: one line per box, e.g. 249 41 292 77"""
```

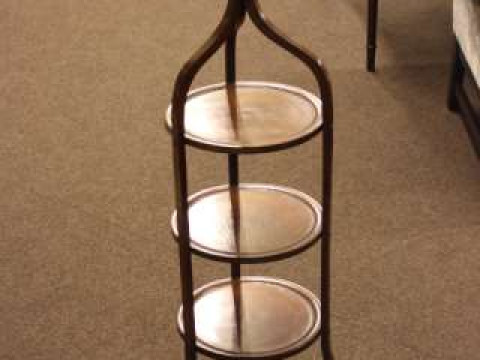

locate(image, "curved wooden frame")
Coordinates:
170 1 334 358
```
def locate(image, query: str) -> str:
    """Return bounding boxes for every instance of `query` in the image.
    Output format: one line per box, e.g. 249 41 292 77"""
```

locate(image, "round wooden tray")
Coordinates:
178 277 321 359
165 81 323 153
171 184 322 263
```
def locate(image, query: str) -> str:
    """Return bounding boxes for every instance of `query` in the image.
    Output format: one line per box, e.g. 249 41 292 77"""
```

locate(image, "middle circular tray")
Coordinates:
171 183 322 263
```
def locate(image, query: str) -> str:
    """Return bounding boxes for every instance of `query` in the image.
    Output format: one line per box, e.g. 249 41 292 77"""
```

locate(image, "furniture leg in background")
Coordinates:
448 40 464 112
448 39 480 157
367 0 379 72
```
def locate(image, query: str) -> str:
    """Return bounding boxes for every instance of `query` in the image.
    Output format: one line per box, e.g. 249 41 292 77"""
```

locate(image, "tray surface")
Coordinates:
171 184 322 262
166 81 323 153
178 277 321 359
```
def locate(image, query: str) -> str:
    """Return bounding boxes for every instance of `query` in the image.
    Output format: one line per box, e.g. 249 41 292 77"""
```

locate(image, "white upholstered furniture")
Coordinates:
449 0 480 156
454 0 480 86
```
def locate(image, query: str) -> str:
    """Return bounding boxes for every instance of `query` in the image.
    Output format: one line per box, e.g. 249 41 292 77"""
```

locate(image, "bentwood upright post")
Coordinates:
166 1 334 359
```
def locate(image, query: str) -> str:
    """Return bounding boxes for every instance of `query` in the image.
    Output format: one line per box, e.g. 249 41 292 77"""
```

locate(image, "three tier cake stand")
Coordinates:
166 1 334 359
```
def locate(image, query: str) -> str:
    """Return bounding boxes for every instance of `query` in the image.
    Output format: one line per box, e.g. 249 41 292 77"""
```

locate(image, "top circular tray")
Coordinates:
166 81 323 153
178 276 321 359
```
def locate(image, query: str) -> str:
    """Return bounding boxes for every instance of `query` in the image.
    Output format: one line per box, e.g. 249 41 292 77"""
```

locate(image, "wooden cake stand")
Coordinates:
166 1 334 359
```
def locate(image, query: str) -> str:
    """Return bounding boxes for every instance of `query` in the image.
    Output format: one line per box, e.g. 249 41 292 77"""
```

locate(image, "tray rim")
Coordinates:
177 276 322 360
165 81 324 154
171 183 323 264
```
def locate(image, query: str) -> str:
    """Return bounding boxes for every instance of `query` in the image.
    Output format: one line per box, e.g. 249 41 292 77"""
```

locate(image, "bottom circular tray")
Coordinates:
178 277 321 359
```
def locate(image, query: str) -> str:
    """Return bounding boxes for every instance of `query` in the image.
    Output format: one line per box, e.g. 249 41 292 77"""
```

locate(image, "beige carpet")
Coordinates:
1 0 479 359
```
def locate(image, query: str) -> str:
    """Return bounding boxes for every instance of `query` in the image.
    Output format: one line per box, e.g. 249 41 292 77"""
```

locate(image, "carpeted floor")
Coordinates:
1 0 479 359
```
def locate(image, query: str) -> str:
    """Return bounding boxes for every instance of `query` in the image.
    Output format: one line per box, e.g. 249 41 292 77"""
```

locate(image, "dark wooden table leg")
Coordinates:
367 0 379 72
448 39 464 112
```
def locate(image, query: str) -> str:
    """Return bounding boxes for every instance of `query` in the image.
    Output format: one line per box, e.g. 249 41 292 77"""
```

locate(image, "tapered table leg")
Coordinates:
367 0 379 72
448 39 464 112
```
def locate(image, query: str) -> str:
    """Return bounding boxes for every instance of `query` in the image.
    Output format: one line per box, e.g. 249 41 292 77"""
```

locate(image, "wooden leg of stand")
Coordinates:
321 115 334 360
229 152 241 279
172 2 246 358
225 23 242 280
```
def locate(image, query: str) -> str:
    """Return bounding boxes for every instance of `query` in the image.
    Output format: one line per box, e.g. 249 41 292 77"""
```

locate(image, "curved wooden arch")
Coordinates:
246 0 333 115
